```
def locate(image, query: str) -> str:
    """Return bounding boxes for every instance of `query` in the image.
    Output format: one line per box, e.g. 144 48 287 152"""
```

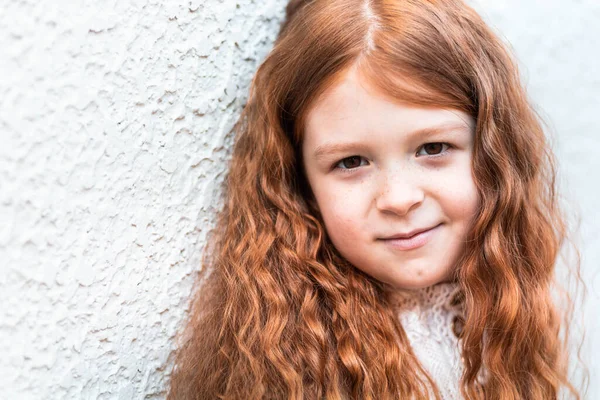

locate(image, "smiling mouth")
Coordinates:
381 223 441 240
379 224 441 251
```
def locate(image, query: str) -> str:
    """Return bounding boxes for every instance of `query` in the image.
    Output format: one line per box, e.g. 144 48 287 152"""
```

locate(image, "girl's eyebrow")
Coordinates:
311 121 471 160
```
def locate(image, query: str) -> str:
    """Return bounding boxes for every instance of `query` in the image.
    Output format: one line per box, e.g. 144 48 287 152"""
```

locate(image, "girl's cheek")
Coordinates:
436 159 475 188
441 165 479 213
319 184 368 222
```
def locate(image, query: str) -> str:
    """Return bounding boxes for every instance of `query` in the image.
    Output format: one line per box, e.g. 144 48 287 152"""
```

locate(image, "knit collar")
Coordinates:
388 281 466 344
390 281 465 316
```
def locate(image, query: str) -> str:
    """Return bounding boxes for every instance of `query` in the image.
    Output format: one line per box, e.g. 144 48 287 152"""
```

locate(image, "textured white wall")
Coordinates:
0 0 287 398
0 0 597 399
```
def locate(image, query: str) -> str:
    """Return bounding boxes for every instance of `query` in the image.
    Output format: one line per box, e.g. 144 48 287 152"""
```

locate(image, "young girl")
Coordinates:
168 0 583 398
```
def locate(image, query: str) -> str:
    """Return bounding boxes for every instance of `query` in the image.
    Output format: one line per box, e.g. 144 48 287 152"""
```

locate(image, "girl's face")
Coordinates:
302 67 480 290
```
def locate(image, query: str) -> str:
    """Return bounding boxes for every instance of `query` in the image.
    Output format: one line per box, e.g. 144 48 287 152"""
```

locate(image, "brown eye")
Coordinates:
343 156 361 168
336 156 365 170
417 143 449 156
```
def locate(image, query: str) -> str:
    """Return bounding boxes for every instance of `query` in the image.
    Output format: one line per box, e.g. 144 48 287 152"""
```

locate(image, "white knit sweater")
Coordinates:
395 282 466 400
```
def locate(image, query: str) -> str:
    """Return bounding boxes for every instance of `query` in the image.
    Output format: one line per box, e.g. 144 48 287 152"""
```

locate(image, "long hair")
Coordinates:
167 0 582 398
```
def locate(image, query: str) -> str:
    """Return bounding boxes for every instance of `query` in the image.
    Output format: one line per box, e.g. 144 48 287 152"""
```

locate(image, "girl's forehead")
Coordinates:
305 66 471 132
308 64 393 111
297 58 474 148
305 62 452 121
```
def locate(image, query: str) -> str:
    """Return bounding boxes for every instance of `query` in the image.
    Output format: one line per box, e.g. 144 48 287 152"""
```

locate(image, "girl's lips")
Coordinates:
380 224 441 251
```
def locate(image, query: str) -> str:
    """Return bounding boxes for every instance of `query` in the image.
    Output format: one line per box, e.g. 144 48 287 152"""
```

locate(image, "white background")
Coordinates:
0 0 597 398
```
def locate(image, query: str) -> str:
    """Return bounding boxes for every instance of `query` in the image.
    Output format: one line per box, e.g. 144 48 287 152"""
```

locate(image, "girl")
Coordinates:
168 0 583 398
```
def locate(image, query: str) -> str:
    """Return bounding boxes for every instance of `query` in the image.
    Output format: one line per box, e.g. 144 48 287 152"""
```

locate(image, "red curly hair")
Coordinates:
167 0 583 398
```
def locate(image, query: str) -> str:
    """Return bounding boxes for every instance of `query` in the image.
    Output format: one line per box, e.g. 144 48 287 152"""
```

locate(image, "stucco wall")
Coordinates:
0 0 287 398
0 0 598 399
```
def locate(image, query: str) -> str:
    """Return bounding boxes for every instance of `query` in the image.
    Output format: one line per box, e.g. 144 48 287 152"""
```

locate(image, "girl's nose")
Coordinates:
375 172 425 216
